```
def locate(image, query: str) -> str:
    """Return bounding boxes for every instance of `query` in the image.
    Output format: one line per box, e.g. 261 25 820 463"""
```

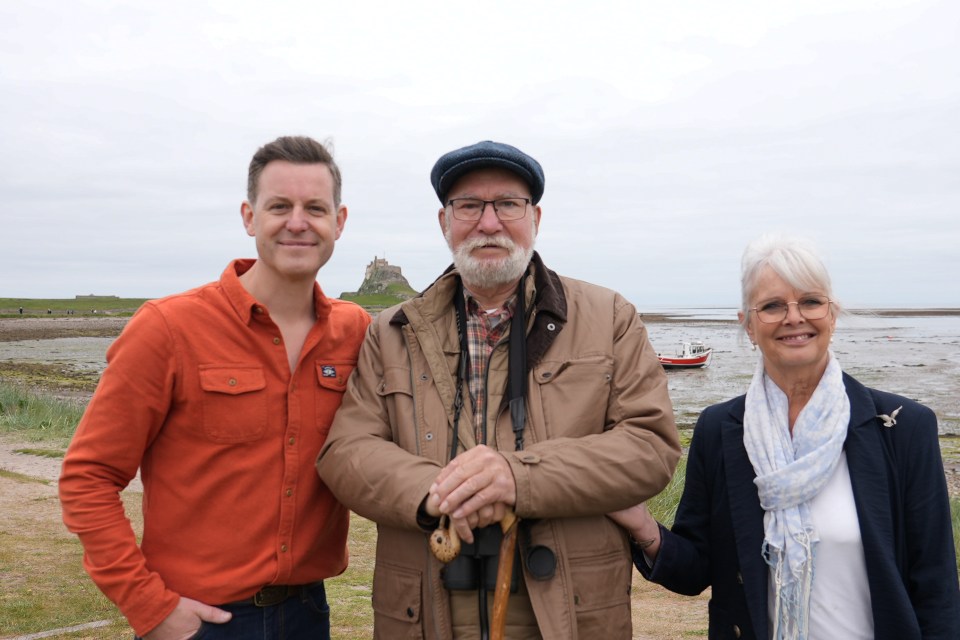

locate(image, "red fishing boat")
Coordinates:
657 341 712 369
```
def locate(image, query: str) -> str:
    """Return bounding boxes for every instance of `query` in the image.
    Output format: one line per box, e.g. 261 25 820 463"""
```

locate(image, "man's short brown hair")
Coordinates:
247 136 343 207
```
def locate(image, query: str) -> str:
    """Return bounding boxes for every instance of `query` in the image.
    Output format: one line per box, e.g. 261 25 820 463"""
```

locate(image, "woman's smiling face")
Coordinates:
743 267 836 385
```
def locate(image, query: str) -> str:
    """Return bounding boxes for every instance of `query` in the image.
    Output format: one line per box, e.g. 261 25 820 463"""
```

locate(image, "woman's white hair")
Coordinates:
739 234 840 330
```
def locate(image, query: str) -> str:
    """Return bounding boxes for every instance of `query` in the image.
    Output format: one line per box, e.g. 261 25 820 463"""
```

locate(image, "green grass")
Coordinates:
0 477 140 638
648 456 687 527
0 468 51 485
15 447 66 458
339 292 409 308
0 383 85 448
326 514 377 638
0 297 149 317
954 497 960 575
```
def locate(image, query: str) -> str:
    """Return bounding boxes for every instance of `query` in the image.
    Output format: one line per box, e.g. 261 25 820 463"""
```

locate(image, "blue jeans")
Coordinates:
136 582 330 640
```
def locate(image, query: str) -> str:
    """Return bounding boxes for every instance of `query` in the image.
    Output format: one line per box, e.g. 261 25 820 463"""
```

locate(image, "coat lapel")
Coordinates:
842 374 899 585
721 399 769 639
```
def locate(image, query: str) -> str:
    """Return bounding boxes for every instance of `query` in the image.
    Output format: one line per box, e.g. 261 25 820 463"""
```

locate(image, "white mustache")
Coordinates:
459 235 516 253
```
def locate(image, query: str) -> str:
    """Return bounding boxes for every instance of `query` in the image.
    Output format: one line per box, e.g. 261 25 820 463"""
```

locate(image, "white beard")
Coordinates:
445 224 535 290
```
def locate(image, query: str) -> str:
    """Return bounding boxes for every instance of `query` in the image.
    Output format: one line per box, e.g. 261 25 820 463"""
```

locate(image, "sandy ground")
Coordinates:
0 316 129 342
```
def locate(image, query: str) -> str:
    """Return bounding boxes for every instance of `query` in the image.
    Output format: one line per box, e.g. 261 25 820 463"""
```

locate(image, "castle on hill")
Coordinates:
340 256 417 303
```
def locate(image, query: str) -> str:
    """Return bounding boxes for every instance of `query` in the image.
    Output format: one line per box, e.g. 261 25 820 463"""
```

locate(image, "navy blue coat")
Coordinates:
635 373 960 639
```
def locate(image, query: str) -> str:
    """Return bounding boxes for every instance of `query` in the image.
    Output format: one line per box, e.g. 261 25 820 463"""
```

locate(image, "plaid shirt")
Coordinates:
463 291 517 445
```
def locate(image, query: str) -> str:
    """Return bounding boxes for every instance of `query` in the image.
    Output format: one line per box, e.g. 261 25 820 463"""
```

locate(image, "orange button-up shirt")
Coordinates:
59 259 370 636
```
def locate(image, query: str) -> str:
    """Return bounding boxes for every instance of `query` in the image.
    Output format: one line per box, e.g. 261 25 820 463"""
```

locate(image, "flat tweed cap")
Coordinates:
430 140 545 205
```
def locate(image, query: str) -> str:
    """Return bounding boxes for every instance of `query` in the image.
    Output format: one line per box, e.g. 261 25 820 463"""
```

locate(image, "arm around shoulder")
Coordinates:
317 314 443 530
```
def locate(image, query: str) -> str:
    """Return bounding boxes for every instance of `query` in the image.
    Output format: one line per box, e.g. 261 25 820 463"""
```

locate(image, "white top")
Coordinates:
767 452 874 639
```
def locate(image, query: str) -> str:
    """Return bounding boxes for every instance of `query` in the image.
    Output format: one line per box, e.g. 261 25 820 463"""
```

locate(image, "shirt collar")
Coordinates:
220 258 332 325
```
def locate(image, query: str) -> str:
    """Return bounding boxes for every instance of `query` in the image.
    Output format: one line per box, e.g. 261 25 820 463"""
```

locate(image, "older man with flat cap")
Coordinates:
318 140 680 639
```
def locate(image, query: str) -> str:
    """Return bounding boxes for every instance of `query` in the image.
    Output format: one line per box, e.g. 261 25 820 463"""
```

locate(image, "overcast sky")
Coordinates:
2 0 957 308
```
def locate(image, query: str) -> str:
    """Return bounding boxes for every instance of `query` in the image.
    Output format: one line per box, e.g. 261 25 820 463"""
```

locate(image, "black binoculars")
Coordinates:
441 523 557 592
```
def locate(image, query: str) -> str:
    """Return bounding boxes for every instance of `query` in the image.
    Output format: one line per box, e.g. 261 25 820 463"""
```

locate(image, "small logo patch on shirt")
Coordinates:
321 365 337 378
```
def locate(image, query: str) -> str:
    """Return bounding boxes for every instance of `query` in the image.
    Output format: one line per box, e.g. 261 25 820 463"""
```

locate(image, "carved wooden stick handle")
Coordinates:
429 514 461 563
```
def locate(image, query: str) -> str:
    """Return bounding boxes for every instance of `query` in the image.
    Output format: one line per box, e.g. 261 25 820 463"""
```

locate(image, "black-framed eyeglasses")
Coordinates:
751 296 833 324
446 197 530 221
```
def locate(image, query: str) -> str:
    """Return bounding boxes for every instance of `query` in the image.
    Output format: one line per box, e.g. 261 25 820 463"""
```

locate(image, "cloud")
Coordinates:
1 0 957 306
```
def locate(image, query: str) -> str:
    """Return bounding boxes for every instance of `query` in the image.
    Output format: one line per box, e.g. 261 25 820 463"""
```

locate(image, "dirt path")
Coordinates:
0 435 143 492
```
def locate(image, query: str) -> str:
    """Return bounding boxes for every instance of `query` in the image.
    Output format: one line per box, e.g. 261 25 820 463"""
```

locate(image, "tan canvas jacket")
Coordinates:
318 253 680 639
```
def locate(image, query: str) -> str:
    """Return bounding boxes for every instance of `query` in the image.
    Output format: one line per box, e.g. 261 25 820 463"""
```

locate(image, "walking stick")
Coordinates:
490 509 519 640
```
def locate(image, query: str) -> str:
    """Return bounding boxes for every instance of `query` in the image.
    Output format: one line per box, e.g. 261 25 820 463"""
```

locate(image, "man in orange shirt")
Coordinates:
59 136 370 639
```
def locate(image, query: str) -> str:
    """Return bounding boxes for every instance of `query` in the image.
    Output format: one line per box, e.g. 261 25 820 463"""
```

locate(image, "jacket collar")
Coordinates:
389 251 567 370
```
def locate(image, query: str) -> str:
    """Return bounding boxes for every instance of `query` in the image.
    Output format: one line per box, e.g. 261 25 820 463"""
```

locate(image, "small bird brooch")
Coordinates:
876 406 903 427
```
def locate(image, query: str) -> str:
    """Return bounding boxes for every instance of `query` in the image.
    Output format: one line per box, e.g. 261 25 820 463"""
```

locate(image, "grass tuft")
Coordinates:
0 383 84 448
15 447 66 458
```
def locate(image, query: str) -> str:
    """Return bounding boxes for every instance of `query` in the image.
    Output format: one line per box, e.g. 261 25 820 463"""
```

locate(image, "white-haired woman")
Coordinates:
611 235 959 639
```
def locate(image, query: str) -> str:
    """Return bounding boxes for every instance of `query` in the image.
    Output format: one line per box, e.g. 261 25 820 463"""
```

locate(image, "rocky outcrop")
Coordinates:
342 257 417 302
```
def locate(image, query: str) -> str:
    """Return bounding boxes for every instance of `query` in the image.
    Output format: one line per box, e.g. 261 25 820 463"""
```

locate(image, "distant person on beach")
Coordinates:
316 140 680 638
59 136 370 640
610 234 960 640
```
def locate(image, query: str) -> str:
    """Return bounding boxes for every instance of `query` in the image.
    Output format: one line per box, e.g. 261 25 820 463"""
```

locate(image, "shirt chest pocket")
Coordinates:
316 361 356 434
198 365 267 443
533 355 613 437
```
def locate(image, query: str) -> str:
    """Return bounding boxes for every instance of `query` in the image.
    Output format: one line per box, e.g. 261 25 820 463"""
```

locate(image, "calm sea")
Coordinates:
645 309 960 435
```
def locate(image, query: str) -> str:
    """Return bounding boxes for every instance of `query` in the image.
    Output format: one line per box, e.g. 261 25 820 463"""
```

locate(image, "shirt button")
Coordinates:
425 432 433 441
273 337 281 345
281 544 288 553
736 571 743 584
547 322 556 331
733 625 741 638
406 607 414 618
288 437 295 445
228 378 237 386
286 488 293 497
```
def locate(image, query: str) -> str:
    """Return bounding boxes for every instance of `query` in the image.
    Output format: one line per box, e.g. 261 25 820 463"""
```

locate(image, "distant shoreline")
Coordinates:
638 308 960 324
1 308 958 341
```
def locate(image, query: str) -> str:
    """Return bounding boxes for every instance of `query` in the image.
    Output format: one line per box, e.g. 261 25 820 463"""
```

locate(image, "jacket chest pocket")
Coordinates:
533 355 613 437
377 365 432 455
316 361 355 435
198 365 267 443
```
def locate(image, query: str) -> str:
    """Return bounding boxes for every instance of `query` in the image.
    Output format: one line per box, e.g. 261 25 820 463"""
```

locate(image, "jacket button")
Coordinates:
425 432 433 441
733 624 741 638
547 322 556 331
736 571 743 584
406 607 414 618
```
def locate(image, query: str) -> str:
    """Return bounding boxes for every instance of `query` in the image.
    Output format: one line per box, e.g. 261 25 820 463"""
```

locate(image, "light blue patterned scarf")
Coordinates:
743 353 850 640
